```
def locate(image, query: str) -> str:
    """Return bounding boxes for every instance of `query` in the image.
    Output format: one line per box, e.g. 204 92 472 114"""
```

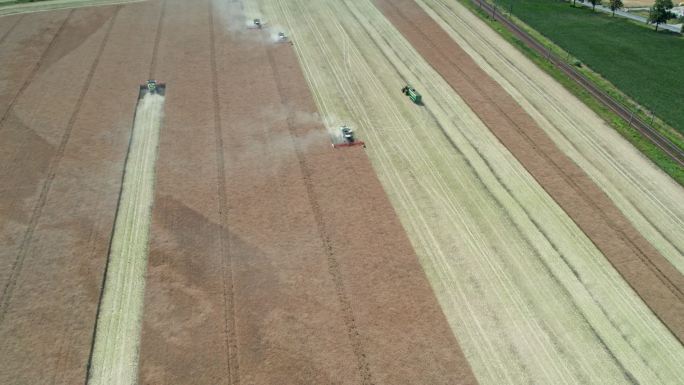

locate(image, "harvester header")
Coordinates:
139 79 165 98
333 125 365 148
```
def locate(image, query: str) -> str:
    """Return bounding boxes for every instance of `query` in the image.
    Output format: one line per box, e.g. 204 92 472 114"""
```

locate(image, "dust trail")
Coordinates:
211 0 289 45
87 92 164 385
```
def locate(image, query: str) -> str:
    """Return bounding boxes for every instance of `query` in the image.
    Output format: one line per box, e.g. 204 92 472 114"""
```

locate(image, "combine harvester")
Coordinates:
139 80 165 99
401 85 422 105
333 125 365 148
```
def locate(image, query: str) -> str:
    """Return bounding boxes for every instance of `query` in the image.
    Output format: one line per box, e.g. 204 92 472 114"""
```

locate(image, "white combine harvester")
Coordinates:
333 125 364 148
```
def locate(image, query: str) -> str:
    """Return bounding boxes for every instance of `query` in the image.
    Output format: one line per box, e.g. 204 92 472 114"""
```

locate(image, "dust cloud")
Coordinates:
211 0 289 45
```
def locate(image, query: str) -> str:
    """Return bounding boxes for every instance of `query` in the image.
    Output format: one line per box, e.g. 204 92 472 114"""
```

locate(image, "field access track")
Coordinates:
374 0 684 341
137 0 476 384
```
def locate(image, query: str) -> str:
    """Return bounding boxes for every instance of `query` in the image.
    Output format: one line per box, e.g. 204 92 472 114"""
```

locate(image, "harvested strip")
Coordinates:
87 92 163 385
373 0 684 341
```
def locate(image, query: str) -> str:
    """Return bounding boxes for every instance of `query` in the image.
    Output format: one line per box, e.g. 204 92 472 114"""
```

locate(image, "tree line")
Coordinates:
571 0 678 31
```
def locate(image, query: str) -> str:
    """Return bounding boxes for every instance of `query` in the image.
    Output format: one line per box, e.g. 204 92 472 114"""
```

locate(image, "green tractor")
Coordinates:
401 85 422 105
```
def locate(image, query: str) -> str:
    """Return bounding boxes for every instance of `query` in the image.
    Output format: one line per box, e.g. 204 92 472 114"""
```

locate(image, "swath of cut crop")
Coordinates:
87 91 163 385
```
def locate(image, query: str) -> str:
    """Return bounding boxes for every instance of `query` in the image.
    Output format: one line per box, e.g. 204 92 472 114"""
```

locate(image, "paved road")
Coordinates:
577 1 682 33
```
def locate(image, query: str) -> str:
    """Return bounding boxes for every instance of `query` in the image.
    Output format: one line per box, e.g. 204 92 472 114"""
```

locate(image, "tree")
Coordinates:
588 0 600 11
648 0 674 31
609 0 623 16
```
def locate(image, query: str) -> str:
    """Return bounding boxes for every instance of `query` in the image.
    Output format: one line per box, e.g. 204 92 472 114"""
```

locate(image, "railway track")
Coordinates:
474 0 684 169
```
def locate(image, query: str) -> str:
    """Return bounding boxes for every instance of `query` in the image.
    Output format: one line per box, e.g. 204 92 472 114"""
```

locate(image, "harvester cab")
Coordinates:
401 85 422 105
341 125 354 142
277 32 287 41
333 125 365 148
139 79 166 99
253 18 262 28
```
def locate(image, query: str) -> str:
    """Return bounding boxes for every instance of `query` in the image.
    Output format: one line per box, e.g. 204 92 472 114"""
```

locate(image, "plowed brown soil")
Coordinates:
137 0 476 384
0 1 163 383
373 0 684 342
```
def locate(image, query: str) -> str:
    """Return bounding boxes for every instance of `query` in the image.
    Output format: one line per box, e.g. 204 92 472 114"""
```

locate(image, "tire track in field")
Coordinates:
0 10 73 131
0 15 24 45
209 1 238 382
266 0 490 381
148 0 165 78
375 0 684 340
264 23 373 383
0 6 120 326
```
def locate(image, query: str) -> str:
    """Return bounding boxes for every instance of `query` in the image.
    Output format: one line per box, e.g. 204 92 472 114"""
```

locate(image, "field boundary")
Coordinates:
461 0 684 185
